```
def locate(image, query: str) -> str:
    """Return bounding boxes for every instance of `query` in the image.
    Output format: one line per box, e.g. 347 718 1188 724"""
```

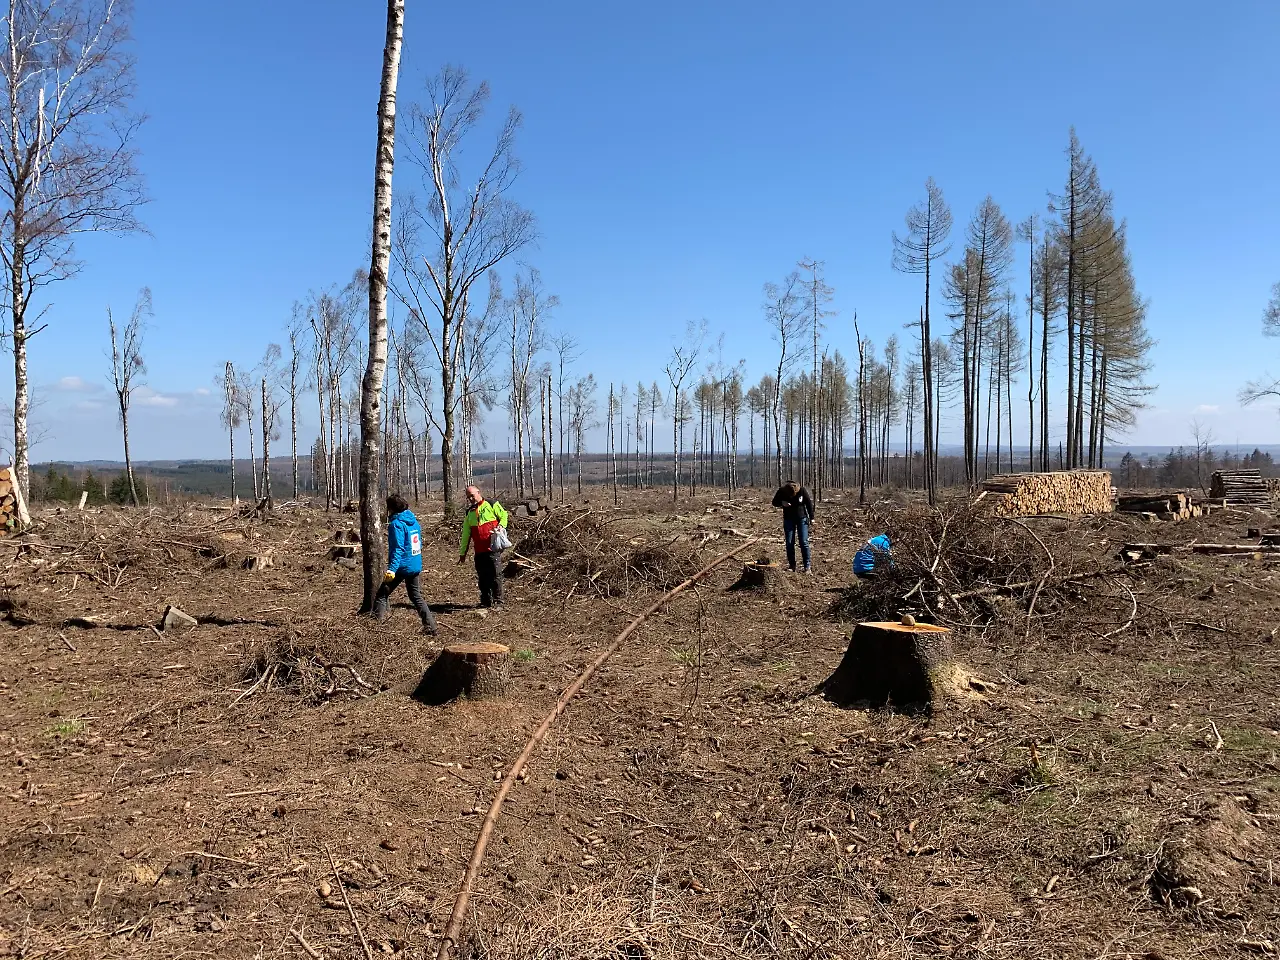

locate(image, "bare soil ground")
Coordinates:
0 489 1277 959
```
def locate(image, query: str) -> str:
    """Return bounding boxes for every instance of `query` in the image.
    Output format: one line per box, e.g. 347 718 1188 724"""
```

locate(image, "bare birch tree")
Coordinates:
1 0 147 492
357 0 404 613
393 65 536 516
505 267 553 498
106 286 149 506
664 321 704 501
220 361 241 502
1241 282 1280 411
762 272 805 485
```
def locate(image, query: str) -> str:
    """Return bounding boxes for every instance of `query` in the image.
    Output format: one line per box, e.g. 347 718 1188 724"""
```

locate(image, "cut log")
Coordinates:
1191 543 1280 555
731 561 782 593
162 605 198 632
328 544 358 561
822 619 955 712
414 642 512 705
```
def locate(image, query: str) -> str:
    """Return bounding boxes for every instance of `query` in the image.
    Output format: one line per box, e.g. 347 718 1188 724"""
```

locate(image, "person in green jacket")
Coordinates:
457 484 509 608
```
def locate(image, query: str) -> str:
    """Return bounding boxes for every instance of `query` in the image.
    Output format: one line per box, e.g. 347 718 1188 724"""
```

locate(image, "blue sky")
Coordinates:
22 0 1280 462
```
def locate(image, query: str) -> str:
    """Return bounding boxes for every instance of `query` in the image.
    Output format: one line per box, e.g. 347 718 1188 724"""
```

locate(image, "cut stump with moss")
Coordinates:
414 642 512 705
823 619 955 712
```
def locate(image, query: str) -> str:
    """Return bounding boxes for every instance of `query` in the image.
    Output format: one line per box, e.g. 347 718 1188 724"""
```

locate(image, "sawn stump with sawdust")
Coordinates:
414 642 512 705
823 618 956 712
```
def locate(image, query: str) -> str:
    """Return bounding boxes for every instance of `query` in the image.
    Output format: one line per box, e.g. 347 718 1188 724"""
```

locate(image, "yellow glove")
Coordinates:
383 570 396 583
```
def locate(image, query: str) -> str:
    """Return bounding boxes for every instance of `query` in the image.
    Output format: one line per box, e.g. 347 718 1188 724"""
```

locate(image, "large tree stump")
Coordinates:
414 642 512 705
731 561 781 593
823 618 954 712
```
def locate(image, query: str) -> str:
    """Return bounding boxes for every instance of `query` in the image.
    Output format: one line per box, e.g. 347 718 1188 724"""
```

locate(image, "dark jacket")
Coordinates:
387 509 424 575
772 483 815 523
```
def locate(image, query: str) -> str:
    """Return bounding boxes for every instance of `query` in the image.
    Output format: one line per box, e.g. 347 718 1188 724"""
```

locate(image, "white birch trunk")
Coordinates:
358 0 403 612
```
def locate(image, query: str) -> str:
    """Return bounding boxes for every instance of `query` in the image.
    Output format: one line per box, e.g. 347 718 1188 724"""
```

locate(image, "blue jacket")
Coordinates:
853 534 892 576
387 509 424 575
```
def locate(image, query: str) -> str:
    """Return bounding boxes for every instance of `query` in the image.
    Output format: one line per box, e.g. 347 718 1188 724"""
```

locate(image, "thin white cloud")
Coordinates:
54 375 101 393
1194 404 1220 414
194 387 211 396
139 393 179 408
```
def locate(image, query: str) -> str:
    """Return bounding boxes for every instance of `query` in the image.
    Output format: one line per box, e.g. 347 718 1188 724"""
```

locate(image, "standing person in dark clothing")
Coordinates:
771 480 816 573
374 494 438 634
457 484 510 608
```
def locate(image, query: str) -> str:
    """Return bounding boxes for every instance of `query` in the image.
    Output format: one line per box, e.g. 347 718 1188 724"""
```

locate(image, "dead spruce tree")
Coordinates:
892 178 952 502
358 0 404 614
0 0 147 492
107 287 151 506
393 65 535 516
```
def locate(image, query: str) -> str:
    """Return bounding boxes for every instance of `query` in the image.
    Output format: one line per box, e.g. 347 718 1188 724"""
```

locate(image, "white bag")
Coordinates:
489 524 512 552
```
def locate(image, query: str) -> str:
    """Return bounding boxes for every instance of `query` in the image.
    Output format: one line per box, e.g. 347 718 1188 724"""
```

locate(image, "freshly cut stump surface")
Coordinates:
732 561 781 592
415 642 512 705
823 620 954 712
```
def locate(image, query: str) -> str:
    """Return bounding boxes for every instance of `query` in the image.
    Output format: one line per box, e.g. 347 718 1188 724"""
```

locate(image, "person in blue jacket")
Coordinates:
373 493 437 634
853 534 892 579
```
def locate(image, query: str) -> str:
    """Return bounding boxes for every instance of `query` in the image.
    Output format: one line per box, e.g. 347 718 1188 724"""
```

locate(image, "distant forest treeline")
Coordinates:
28 445 1278 504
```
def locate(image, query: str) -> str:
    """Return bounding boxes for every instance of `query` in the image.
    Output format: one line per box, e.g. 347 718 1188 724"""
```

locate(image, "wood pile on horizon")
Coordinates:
979 470 1113 517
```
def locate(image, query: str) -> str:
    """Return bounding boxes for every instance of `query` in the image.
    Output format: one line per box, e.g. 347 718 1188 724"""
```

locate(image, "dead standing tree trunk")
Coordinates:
358 0 404 614
107 289 150 506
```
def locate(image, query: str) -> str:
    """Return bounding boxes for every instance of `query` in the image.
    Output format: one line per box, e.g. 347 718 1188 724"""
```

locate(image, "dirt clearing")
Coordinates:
1 491 1277 958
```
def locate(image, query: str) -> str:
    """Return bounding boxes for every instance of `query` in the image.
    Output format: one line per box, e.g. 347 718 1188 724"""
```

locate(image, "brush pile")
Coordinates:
510 508 703 597
239 629 391 702
831 500 1120 634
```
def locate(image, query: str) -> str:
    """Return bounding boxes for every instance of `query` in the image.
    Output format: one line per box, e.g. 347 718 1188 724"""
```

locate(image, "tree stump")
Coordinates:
414 642 512 705
823 619 955 713
732 561 781 593
241 550 274 572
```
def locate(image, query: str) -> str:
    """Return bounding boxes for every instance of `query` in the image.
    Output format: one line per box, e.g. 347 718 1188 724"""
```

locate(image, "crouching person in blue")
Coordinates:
373 494 438 635
853 534 892 580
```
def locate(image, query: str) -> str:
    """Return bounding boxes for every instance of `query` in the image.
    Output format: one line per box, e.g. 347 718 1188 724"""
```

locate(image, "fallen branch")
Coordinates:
433 537 761 959
289 929 324 960
326 843 373 960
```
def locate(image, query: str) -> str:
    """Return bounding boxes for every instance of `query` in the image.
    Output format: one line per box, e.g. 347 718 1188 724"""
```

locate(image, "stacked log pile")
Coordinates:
0 466 30 532
980 471 1113 517
1210 470 1271 507
1116 492 1204 522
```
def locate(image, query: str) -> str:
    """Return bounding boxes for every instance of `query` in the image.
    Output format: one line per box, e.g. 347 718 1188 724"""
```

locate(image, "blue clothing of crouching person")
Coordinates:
373 493 437 634
853 534 892 579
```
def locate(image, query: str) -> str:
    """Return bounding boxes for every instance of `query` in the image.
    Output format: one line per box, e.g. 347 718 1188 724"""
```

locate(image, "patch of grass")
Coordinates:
671 647 696 667
514 648 536 663
767 659 795 673
1220 725 1274 756
47 719 85 739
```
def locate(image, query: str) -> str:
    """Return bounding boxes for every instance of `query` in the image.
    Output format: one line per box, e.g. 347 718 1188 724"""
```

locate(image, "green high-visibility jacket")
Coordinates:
459 499 509 556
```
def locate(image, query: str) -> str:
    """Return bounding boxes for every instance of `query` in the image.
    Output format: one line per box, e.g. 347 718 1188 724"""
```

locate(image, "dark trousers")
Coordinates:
784 516 811 571
374 571 437 631
474 551 503 607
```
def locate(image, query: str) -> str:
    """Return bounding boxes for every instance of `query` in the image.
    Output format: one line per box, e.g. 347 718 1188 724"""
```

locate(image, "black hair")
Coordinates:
386 493 409 516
